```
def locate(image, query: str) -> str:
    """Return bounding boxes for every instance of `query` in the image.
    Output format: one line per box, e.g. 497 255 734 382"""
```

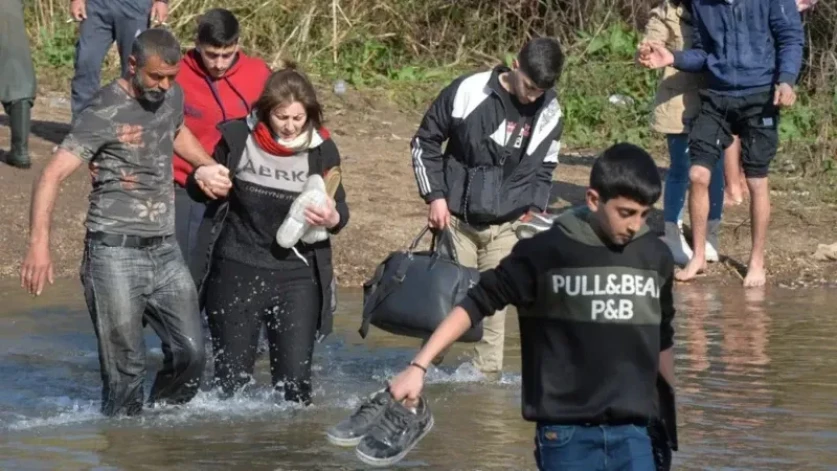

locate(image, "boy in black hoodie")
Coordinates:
388 143 676 470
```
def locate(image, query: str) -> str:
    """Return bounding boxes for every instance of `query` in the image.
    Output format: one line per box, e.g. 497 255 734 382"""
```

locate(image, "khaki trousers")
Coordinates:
449 217 519 373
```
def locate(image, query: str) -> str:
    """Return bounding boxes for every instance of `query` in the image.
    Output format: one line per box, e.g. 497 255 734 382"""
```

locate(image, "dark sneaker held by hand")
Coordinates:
326 389 393 446
355 396 434 467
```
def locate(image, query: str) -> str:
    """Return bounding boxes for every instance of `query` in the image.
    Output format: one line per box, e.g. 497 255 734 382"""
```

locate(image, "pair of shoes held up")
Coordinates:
326 388 434 467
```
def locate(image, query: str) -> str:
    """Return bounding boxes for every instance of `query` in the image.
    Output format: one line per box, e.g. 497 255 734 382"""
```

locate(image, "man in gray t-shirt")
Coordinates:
61 78 183 237
20 29 232 417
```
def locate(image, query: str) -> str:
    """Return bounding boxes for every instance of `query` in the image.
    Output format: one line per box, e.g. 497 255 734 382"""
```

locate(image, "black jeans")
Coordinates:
80 235 205 417
204 258 322 404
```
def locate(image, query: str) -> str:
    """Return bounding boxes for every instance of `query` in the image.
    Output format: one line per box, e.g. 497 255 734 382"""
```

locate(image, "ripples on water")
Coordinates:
1 281 836 470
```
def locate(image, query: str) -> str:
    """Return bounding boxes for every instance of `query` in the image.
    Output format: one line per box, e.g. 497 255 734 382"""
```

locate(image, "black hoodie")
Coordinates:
458 206 675 425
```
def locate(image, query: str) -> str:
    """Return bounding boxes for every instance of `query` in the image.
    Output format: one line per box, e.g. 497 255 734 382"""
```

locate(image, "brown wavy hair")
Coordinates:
253 60 323 136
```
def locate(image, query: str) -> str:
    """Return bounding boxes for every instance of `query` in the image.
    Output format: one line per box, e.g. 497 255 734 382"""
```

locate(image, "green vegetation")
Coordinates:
22 0 837 181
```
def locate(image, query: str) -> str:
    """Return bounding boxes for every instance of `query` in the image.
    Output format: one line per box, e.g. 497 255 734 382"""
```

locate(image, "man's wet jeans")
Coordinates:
80 233 205 417
535 423 655 471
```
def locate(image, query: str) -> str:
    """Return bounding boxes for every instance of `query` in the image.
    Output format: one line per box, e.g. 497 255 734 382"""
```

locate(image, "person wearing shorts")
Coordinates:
639 0 804 287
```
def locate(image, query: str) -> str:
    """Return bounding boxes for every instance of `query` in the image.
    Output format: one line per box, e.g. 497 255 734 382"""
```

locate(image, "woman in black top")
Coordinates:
188 63 349 404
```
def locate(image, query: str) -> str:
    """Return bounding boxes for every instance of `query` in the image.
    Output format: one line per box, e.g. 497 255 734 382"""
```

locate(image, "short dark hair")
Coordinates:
589 143 662 206
518 37 565 89
132 28 181 68
197 8 240 48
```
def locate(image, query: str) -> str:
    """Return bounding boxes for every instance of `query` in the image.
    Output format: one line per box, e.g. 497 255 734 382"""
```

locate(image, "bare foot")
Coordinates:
743 264 766 288
675 256 706 282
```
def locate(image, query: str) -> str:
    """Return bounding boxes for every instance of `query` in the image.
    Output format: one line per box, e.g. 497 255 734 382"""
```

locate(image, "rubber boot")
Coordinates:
4 99 33 169
662 221 693 266
705 219 721 263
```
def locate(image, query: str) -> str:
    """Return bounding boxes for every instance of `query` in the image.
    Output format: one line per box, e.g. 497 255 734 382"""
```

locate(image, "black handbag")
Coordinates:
358 226 483 342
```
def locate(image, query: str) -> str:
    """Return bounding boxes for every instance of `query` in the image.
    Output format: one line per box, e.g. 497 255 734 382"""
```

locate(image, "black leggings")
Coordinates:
204 258 322 404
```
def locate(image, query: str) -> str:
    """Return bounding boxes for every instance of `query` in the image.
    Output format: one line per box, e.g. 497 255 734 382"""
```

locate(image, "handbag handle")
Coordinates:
407 226 433 251
430 228 459 262
406 226 459 263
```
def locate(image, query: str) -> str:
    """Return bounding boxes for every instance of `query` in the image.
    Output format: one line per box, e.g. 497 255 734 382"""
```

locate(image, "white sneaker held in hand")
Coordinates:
276 174 330 249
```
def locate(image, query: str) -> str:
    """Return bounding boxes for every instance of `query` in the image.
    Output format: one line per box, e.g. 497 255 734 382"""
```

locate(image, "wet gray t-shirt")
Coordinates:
60 80 184 237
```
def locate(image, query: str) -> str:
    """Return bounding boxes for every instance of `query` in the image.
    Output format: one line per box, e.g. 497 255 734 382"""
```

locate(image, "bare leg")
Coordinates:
739 162 750 200
724 135 744 206
676 165 712 281
743 177 770 287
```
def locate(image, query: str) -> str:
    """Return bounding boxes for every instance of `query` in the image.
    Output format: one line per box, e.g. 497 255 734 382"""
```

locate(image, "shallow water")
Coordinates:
1 280 836 470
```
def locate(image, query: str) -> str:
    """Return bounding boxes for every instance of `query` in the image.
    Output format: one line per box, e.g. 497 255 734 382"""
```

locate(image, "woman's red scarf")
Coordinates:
252 121 331 156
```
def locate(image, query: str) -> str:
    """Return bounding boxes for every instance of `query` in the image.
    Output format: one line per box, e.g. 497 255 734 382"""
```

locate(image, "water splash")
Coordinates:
5 400 101 431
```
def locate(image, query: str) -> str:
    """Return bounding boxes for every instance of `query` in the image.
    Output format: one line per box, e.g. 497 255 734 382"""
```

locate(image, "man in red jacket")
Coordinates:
174 8 270 269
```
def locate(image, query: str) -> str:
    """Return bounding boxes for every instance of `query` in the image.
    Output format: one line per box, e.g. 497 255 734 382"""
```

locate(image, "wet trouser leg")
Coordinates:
173 185 212 364
143 241 206 406
263 271 321 404
204 259 321 404
81 236 204 416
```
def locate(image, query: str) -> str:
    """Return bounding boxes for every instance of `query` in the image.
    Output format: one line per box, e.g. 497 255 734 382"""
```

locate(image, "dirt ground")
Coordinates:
1 88 836 290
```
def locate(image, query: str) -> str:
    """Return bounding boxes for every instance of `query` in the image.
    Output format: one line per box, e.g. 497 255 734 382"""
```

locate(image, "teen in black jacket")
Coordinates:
409 38 566 374
411 46 564 224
